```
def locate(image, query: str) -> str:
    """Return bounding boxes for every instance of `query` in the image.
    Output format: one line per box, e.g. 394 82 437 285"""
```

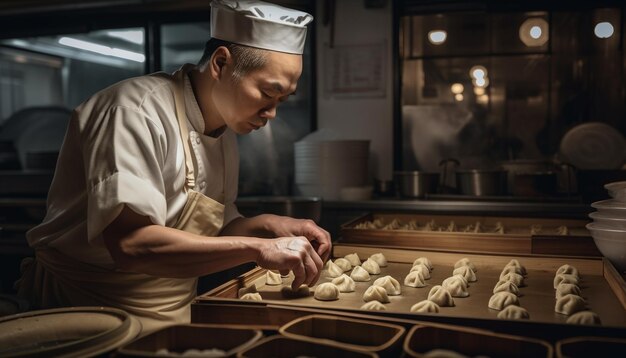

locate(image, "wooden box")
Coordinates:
279 314 405 357
403 324 552 357
236 336 378 357
116 324 262 357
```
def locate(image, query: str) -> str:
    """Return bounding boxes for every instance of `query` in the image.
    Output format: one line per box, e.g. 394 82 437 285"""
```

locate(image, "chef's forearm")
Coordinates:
219 214 281 237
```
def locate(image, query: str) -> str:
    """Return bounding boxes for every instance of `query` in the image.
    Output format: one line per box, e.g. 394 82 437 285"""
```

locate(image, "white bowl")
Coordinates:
605 181 626 202
589 212 626 230
586 223 626 272
591 199 626 218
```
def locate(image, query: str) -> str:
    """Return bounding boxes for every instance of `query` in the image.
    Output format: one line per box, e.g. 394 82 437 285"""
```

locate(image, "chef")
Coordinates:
16 0 330 333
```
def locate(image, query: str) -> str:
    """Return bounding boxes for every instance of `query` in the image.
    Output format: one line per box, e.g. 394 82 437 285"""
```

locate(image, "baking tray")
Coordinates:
340 213 598 256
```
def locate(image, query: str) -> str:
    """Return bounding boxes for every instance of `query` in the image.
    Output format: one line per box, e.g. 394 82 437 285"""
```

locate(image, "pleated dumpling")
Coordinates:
240 293 263 301
334 258 352 272
410 300 440 313
505 259 527 276
350 266 371 282
325 260 344 278
373 275 402 295
442 275 469 298
497 305 529 320
566 311 601 325
362 258 381 275
454 258 477 272
555 283 581 299
370 253 388 267
427 285 454 307
238 284 257 298
332 274 356 293
555 294 586 315
266 270 282 285
500 272 525 287
360 300 387 311
453 265 477 282
556 264 579 279
493 280 520 296
553 273 579 289
363 285 390 303
500 265 524 277
314 282 339 301
404 270 427 288
410 263 431 279
344 253 362 267
413 257 433 271
488 292 519 310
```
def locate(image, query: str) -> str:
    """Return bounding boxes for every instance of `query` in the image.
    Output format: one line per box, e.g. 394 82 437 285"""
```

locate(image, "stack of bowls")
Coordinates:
586 181 626 272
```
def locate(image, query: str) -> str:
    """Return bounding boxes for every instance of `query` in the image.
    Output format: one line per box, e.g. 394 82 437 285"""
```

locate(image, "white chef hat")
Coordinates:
210 0 313 55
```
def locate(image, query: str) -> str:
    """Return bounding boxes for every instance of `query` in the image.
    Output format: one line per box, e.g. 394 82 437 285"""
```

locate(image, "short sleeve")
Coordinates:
82 105 168 245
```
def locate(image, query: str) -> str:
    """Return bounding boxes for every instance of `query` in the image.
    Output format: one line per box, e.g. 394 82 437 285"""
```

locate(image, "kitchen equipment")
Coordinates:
238 335 377 357
586 223 626 272
559 122 626 170
591 199 626 217
605 181 626 202
339 186 373 201
509 171 558 197
394 171 439 198
258 196 322 223
456 169 507 196
438 158 459 193
374 179 395 197
589 212 626 230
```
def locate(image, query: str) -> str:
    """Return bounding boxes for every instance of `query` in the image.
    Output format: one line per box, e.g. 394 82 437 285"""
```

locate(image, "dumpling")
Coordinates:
363 285 390 303
427 285 455 307
497 305 529 320
413 257 433 271
266 270 282 285
325 260 344 278
350 266 371 282
373 275 402 295
314 282 339 301
238 284 257 298
553 273 579 289
240 293 262 301
488 292 519 310
422 349 468 358
281 285 310 298
505 259 527 275
410 263 431 279
344 253 362 266
500 272 525 287
555 283 581 299
404 270 427 288
442 275 469 298
500 265 524 278
556 264 579 278
566 311 601 325
360 301 387 311
334 258 352 272
493 280 520 296
454 258 477 272
332 274 356 293
453 265 477 282
555 294 586 315
443 274 468 288
370 253 388 267
410 300 440 313
362 258 381 275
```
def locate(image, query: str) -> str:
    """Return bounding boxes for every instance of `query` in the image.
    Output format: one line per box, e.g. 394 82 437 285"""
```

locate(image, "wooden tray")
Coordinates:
236 336 378 358
403 324 552 358
555 336 626 358
340 213 598 256
278 314 405 357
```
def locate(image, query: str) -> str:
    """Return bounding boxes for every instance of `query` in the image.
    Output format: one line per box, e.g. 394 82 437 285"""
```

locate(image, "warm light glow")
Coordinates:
470 66 487 80
594 22 614 39
519 18 549 47
477 94 489 104
428 30 447 45
473 87 485 96
58 37 145 62
454 93 464 102
451 83 464 94
472 77 489 88
529 26 542 39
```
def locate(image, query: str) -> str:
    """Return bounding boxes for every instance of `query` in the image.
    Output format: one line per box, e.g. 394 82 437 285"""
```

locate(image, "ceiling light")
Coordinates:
519 18 549 47
428 30 447 45
470 66 487 80
107 30 144 45
472 77 489 88
454 93 464 102
473 87 485 96
451 83 464 94
594 22 614 39
477 94 489 105
58 37 145 63
529 26 542 39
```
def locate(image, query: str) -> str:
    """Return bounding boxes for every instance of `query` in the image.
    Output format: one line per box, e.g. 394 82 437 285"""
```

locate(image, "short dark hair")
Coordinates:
198 38 268 82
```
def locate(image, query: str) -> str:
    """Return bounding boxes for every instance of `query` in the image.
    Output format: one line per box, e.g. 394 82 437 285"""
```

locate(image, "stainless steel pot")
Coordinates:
395 171 439 198
510 171 557 197
258 196 322 223
499 160 556 195
456 169 507 196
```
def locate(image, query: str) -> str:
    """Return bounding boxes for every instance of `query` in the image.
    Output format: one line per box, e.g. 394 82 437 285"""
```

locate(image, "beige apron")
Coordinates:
17 66 226 334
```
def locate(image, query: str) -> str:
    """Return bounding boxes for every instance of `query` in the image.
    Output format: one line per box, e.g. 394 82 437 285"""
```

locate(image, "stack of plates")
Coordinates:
586 181 626 272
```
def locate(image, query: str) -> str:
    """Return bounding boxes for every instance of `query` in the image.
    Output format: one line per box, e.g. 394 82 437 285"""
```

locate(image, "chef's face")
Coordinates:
213 49 302 134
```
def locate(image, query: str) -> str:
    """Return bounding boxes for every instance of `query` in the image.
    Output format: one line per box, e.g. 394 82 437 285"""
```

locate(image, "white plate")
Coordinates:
559 122 626 169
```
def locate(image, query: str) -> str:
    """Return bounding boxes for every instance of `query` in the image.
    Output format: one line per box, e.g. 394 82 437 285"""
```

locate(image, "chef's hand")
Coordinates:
267 216 332 263
256 236 323 290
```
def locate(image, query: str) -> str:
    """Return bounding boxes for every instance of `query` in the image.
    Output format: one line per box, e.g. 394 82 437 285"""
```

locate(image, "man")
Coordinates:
17 0 330 333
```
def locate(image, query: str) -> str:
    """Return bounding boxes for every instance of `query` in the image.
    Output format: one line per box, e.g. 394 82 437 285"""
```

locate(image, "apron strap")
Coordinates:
173 67 196 191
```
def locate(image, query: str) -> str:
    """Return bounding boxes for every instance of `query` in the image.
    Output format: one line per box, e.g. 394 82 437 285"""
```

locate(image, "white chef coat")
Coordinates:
26 64 241 269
